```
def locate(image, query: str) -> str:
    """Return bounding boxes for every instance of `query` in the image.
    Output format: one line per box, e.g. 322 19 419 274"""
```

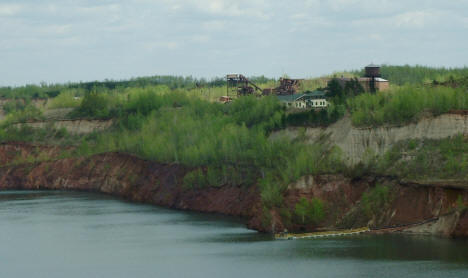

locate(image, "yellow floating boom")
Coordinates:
275 227 370 240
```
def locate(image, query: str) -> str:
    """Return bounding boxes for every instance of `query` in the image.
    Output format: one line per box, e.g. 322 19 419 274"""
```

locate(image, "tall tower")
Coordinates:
364 64 381 78
364 64 381 92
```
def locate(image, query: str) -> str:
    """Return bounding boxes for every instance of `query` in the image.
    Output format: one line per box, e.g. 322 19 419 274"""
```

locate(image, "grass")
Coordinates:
347 85 468 127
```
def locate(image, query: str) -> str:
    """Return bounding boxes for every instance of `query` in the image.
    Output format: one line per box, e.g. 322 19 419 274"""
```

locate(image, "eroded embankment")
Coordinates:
274 113 468 165
0 143 262 228
281 175 468 237
0 143 467 237
12 119 113 134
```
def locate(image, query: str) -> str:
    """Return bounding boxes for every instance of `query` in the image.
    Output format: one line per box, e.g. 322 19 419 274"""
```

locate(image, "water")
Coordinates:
1 191 468 278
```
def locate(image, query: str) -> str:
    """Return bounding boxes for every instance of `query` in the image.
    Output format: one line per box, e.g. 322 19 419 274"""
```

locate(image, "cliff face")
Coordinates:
274 113 468 164
267 175 468 237
12 119 113 135
0 143 467 237
0 144 262 228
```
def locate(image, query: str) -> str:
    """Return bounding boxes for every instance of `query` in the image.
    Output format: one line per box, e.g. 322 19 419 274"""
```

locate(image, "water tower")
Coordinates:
364 64 380 93
364 64 381 78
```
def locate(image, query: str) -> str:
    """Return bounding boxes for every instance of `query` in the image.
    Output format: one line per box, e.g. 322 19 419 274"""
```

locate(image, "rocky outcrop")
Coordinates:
0 143 467 237
274 113 468 164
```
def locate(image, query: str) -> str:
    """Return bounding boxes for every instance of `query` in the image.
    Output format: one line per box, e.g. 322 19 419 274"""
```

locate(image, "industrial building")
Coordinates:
337 64 389 92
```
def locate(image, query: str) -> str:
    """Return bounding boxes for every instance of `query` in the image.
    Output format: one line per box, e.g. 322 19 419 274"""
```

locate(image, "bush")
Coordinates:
294 197 325 225
348 86 468 127
376 135 468 180
1 104 44 125
183 169 208 189
361 184 391 218
48 90 82 109
70 90 115 119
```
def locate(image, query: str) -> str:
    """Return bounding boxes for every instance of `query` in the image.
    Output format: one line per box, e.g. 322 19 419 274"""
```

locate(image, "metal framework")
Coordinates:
226 74 262 97
275 78 302 95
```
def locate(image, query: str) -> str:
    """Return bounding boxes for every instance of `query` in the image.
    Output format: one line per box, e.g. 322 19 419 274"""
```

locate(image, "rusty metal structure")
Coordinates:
226 74 303 97
226 74 262 97
275 78 302 95
261 78 303 96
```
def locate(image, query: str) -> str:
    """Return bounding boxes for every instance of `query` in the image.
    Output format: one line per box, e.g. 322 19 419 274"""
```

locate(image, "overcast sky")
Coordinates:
1 0 467 86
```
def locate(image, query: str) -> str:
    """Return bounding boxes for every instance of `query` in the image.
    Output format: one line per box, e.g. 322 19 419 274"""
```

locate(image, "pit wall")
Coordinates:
273 113 468 165
1 143 467 237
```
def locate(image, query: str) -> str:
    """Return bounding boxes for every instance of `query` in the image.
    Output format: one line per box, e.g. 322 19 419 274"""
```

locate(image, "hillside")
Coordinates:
1 65 468 237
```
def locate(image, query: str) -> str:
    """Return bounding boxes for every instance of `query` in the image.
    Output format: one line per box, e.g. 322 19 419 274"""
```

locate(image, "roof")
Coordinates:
277 94 302 102
374 77 388 82
366 63 380 68
302 90 326 97
277 91 327 102
338 77 388 82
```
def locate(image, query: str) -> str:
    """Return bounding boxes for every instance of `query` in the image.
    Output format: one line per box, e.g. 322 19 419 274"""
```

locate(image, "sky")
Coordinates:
0 0 467 86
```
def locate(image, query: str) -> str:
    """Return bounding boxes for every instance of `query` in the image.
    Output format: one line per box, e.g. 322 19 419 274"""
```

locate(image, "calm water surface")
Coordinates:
1 191 468 278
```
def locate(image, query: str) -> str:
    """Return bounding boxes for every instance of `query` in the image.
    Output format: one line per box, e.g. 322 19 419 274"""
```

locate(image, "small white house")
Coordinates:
277 91 328 110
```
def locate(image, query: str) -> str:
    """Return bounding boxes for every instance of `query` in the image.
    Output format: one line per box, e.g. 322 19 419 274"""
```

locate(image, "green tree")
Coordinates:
294 197 325 225
344 77 365 96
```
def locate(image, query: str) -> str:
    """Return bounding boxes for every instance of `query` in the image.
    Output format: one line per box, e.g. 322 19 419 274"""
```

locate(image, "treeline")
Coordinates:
353 65 468 85
0 75 276 99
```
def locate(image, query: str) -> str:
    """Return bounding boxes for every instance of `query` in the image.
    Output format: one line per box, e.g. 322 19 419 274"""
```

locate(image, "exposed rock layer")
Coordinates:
274 113 468 164
0 143 467 237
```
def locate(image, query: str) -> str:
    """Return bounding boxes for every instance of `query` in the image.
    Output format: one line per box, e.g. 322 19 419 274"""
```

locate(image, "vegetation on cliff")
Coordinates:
1 65 468 231
348 86 468 127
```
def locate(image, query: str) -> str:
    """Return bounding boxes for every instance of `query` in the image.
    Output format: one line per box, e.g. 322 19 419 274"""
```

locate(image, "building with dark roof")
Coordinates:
277 91 328 109
337 64 390 92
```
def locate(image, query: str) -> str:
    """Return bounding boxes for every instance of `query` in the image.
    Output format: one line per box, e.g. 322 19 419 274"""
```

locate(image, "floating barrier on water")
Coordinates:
275 227 370 240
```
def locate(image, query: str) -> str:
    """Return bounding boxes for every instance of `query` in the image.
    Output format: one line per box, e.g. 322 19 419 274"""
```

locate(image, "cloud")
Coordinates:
202 20 226 31
393 11 432 28
0 3 22 16
143 41 180 51
164 0 272 19
0 0 467 85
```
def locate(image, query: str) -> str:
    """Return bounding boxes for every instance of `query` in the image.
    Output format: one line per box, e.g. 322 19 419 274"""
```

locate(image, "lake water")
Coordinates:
1 191 468 278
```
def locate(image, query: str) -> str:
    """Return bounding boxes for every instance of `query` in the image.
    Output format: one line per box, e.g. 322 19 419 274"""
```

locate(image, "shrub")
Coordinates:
70 90 114 119
348 86 468 127
1 104 44 125
361 184 391 218
48 90 82 108
294 197 325 225
183 169 208 189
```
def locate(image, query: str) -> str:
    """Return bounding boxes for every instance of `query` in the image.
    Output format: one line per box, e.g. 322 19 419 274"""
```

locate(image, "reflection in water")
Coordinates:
1 190 468 278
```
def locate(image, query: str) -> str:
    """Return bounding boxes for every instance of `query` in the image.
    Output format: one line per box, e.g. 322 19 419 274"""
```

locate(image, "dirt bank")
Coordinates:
0 143 467 237
273 113 468 165
0 143 262 229
12 119 113 134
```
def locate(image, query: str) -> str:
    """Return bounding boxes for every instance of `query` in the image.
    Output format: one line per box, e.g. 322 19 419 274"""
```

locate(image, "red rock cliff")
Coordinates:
1 143 467 237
